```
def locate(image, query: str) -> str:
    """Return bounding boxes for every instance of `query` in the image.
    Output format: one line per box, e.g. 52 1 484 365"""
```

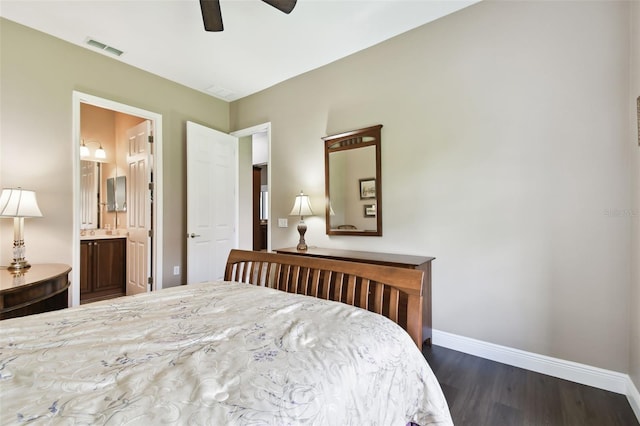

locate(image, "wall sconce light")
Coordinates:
0 188 43 270
289 190 313 251
95 144 106 159
80 140 90 157
80 139 106 160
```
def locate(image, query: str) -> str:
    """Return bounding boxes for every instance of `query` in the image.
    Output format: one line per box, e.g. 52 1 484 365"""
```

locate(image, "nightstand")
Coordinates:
0 263 71 320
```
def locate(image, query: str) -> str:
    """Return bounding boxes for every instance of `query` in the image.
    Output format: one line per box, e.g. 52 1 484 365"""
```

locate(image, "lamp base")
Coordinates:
296 221 308 251
8 260 31 270
9 234 30 270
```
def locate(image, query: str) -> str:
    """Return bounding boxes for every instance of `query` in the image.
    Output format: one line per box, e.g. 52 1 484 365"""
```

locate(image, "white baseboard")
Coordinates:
432 329 640 423
627 375 640 422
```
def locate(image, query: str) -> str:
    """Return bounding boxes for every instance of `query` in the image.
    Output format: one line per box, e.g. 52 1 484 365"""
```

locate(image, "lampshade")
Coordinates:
0 188 43 218
289 191 313 218
94 144 106 159
80 140 90 157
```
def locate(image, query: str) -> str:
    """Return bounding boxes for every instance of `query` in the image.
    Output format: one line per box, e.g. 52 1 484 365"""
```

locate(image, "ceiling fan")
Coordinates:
200 0 297 32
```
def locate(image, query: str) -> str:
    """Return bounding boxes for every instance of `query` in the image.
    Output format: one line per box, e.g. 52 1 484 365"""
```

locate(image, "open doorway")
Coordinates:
232 123 271 253
253 164 268 251
251 131 268 251
71 91 163 307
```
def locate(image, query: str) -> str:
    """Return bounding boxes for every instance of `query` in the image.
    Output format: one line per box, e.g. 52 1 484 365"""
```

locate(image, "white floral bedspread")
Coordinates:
0 282 452 425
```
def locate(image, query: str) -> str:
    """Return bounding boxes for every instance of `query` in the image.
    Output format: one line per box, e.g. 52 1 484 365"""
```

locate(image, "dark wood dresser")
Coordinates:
0 263 71 320
275 247 434 346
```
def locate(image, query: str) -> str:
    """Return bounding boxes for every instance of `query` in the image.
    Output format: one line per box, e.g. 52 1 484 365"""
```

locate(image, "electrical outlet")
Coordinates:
278 218 288 228
173 266 180 275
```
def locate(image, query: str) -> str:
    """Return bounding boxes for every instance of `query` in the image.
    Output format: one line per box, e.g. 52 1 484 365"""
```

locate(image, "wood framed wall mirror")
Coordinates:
323 124 382 236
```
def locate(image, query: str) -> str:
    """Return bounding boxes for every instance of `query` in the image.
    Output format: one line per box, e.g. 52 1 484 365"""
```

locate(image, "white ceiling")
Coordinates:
0 0 478 102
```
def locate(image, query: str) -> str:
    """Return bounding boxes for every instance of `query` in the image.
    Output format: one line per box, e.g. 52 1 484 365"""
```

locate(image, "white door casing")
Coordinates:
126 120 152 295
186 121 238 284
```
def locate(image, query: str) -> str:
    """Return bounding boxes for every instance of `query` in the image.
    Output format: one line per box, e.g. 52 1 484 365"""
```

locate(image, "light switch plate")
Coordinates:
278 218 288 228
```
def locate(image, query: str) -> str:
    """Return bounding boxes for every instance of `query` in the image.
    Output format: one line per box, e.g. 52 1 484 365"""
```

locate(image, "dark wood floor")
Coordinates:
422 345 639 426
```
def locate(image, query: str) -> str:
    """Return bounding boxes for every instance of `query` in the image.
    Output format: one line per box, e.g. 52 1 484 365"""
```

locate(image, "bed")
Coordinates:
0 249 452 425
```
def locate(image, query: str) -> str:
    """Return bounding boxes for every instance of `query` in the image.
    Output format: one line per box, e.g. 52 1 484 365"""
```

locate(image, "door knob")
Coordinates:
189 233 201 238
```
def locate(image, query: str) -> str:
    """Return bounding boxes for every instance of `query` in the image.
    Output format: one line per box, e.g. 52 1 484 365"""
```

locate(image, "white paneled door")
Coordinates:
126 120 152 295
186 121 238 284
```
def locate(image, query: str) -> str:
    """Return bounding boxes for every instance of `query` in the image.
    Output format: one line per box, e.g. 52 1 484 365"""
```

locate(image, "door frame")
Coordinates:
71 91 164 307
231 122 272 252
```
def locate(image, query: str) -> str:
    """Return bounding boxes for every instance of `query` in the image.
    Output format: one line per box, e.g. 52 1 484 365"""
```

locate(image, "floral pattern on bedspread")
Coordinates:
0 282 452 425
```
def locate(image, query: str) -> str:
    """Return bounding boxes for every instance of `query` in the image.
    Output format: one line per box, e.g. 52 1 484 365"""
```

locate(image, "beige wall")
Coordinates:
0 18 229 288
630 0 640 393
231 1 633 372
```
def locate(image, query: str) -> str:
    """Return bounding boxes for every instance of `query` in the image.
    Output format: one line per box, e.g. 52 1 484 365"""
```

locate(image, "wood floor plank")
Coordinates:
492 363 528 411
487 401 523 426
525 372 563 425
423 345 639 426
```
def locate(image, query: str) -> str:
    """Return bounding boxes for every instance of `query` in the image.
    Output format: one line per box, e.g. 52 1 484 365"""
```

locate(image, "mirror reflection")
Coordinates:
323 125 382 236
107 176 127 212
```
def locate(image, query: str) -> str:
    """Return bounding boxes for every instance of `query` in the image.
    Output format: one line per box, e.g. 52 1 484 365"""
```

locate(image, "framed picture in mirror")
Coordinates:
364 204 376 217
359 178 376 199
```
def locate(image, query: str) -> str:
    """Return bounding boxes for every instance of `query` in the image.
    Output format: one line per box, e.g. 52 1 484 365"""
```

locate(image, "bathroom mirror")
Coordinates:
106 176 127 212
323 124 382 236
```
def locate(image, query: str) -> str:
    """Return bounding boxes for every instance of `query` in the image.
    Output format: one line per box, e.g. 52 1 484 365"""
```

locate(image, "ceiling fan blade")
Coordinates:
261 0 297 14
200 0 223 32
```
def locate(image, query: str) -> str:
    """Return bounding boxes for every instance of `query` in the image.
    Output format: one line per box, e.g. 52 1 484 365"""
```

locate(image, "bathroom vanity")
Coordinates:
80 234 126 303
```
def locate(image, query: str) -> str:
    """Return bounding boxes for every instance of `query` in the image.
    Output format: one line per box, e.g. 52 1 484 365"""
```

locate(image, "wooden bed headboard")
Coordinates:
224 249 424 347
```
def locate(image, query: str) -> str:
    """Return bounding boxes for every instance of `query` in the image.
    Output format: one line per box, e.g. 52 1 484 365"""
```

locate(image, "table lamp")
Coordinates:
289 190 313 251
0 188 43 270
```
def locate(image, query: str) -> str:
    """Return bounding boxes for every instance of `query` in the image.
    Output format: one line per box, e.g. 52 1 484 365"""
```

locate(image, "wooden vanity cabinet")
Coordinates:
80 238 126 303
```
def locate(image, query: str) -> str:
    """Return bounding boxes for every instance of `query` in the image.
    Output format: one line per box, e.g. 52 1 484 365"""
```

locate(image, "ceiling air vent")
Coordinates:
85 38 124 57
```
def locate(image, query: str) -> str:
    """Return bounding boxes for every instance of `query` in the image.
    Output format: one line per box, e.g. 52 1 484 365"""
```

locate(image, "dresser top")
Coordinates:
275 247 434 267
0 263 71 292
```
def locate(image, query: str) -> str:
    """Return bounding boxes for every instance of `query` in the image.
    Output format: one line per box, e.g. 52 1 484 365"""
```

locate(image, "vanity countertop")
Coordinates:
80 233 127 241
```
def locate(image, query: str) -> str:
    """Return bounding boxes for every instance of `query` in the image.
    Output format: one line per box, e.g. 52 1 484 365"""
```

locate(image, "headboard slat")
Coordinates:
373 283 383 315
311 269 320 297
